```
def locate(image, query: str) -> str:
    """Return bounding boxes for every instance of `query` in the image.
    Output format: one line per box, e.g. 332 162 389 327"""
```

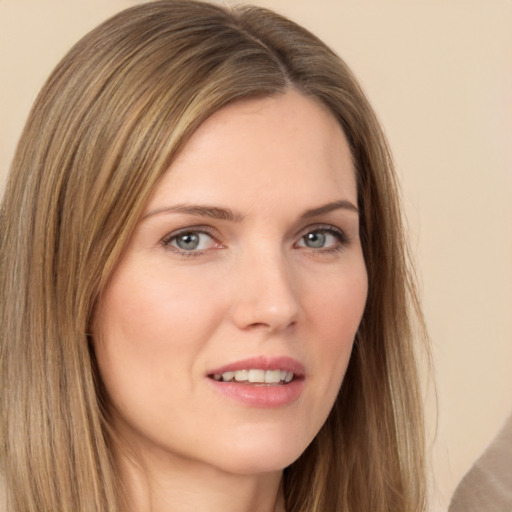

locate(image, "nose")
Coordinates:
230 249 300 333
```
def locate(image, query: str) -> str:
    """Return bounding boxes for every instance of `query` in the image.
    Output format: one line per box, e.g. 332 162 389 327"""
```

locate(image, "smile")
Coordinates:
206 356 305 406
211 369 294 384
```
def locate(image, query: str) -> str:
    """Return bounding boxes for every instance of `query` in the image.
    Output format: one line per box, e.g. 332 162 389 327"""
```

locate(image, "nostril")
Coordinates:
243 319 297 332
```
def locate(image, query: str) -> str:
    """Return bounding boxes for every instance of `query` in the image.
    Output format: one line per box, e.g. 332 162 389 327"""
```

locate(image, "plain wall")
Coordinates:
1 1 511 511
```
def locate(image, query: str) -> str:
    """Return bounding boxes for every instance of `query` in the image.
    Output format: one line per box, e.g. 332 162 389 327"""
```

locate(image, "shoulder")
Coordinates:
448 412 512 512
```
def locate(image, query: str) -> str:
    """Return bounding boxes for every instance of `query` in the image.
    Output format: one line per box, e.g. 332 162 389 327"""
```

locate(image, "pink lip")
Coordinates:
206 356 305 408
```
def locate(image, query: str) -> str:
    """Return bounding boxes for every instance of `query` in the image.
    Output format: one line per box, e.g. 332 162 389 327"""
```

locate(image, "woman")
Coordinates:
0 1 429 511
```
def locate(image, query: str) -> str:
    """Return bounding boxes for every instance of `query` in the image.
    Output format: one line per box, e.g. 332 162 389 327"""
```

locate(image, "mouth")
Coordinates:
206 356 305 407
207 356 305 386
209 369 295 385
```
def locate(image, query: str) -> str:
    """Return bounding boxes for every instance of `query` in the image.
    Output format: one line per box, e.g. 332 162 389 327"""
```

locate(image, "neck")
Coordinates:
117 448 286 512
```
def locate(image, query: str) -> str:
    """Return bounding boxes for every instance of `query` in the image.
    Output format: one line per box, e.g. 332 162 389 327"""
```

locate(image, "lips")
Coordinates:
206 356 305 407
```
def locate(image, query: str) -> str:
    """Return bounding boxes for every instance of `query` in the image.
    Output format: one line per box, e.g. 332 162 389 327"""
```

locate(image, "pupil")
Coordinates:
177 233 199 250
306 232 325 248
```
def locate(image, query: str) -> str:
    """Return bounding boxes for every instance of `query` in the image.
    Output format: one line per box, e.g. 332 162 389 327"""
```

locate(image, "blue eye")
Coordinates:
297 228 346 250
302 231 329 248
164 230 216 252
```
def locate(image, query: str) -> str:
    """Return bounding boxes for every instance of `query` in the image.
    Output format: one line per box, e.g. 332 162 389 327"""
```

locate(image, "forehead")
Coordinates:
147 89 356 213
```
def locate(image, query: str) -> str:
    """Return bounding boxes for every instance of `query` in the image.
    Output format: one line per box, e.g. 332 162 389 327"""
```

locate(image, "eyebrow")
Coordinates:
143 204 244 222
301 200 359 219
143 199 359 222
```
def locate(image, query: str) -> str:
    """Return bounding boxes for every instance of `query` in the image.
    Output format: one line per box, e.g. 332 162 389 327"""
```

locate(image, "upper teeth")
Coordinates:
212 369 294 384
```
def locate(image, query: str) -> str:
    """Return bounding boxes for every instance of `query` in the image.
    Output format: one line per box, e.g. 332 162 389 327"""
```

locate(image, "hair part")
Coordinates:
0 1 429 511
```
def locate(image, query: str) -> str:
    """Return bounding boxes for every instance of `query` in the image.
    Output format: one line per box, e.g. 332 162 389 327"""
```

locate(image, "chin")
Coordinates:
215 454 298 476
209 426 311 475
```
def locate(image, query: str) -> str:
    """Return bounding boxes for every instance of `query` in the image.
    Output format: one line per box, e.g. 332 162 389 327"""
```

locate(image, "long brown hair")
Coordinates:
0 1 429 511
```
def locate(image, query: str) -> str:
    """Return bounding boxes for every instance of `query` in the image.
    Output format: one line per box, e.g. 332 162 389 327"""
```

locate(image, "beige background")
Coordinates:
1 1 511 510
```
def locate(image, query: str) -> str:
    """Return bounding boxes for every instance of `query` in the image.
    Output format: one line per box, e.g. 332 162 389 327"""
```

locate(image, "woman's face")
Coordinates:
93 89 368 476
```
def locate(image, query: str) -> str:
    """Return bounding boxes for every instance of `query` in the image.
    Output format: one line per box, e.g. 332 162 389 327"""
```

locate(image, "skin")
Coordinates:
93 89 368 512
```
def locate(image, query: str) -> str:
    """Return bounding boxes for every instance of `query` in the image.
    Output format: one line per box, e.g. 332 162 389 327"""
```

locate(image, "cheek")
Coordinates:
91 269 213 449
97 262 219 350
311 266 367 375
307 264 367 340
92 260 232 409
92 269 185 401
301 258 366 343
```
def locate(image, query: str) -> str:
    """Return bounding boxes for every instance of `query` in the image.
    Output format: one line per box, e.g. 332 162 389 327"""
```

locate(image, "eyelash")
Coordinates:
161 224 349 258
